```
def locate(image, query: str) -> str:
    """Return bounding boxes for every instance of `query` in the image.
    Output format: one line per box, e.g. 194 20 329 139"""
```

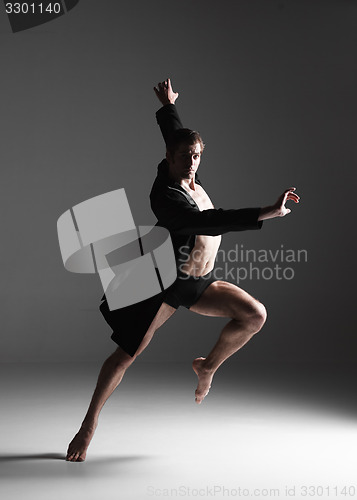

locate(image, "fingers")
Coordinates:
153 78 179 104
153 80 168 96
287 193 300 203
284 187 300 203
154 79 174 92
158 80 169 90
288 195 299 203
166 78 179 98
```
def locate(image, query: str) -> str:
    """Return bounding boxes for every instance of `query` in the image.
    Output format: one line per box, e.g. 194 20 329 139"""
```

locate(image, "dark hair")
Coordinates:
166 128 205 156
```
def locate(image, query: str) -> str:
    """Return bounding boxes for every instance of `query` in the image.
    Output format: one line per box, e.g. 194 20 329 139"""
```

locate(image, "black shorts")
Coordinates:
99 269 218 357
163 269 218 309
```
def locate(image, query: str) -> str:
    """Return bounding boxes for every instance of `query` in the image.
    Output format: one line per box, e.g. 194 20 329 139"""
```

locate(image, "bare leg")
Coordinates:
66 302 176 462
189 281 267 404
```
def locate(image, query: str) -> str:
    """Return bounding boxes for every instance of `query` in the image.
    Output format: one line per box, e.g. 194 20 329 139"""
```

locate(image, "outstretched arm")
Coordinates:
258 188 300 221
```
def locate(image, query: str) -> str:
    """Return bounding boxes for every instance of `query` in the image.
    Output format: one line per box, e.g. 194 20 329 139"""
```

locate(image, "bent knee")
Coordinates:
111 348 135 370
253 302 267 331
237 301 267 333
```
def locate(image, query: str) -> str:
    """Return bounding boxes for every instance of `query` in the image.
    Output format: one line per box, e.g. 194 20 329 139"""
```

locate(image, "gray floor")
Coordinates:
1 361 356 500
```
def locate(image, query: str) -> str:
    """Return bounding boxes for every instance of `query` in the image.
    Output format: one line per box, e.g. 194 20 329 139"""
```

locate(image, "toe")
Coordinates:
195 392 203 404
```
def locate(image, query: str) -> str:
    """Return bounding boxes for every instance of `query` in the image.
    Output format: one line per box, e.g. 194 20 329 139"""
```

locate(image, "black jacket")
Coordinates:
100 104 263 357
150 104 263 266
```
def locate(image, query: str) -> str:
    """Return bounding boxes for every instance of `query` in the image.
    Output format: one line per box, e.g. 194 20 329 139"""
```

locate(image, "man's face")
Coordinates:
167 142 202 181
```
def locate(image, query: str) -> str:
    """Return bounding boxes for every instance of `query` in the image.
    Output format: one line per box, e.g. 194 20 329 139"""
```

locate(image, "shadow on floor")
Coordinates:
0 453 64 462
0 453 153 479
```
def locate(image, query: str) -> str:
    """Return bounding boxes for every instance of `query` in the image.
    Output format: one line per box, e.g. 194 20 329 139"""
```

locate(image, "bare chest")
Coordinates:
187 184 214 210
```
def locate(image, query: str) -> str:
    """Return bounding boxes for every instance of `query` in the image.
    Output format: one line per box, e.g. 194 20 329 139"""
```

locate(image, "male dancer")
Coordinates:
66 79 300 461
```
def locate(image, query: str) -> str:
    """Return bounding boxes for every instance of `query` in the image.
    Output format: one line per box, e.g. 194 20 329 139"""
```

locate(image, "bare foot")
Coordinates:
66 423 97 462
192 357 214 404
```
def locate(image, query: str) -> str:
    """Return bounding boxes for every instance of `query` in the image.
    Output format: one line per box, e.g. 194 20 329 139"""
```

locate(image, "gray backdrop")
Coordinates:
1 0 356 364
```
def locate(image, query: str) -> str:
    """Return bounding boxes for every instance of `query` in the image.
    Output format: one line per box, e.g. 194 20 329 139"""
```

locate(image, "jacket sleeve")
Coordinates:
151 190 263 236
156 104 184 146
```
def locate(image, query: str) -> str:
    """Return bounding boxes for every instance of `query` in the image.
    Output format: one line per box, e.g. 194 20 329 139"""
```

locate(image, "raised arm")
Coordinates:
154 78 183 145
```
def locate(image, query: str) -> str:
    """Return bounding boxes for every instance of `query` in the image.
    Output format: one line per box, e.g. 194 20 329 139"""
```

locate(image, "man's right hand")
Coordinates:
258 187 300 221
154 78 179 106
